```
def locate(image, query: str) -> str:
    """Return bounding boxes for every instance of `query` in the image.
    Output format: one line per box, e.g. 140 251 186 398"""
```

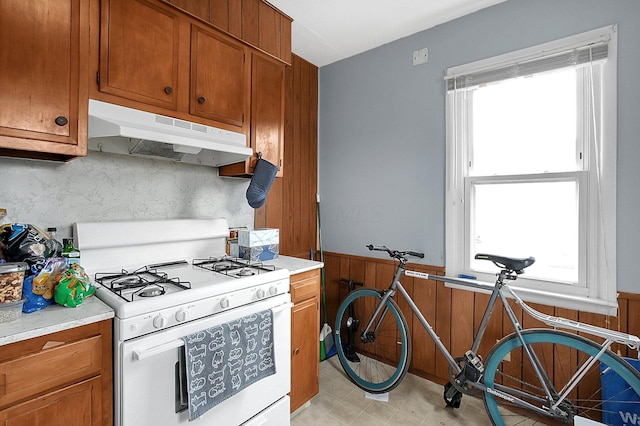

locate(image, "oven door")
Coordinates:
118 294 291 426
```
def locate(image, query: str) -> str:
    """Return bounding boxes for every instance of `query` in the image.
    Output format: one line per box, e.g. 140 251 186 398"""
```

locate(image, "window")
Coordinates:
445 25 617 315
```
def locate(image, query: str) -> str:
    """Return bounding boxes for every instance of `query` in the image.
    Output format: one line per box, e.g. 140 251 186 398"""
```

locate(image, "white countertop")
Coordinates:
0 296 114 346
264 255 324 275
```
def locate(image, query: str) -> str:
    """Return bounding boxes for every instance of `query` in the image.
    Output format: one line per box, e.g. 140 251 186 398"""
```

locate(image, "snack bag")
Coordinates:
22 274 50 313
54 263 95 308
32 258 67 299
3 223 62 266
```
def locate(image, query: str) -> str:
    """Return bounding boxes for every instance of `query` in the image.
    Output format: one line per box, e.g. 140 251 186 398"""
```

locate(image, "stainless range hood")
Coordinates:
88 100 252 167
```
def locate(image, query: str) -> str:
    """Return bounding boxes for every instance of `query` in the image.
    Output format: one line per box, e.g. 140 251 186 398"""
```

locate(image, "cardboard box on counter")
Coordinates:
238 229 279 261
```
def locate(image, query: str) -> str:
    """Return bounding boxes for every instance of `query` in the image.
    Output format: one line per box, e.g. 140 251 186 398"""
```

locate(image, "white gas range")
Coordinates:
76 219 291 426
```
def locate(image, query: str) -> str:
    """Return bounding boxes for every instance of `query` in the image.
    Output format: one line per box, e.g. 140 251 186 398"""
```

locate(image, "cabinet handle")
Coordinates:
197 96 206 104
54 116 68 126
164 86 173 95
293 348 300 355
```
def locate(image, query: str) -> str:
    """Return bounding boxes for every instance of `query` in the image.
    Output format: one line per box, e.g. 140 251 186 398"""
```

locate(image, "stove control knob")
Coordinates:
269 286 278 296
220 297 230 309
153 314 167 329
256 288 266 299
175 309 188 322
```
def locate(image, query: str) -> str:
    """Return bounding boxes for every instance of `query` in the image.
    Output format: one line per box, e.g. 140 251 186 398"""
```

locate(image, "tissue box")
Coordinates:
238 229 279 261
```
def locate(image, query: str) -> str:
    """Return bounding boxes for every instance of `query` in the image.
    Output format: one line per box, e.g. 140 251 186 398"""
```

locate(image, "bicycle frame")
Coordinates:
359 259 640 415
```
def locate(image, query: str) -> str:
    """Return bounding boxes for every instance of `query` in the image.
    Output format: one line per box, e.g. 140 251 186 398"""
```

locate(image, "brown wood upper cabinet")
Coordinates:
99 0 180 111
190 25 249 128
0 0 89 161
219 53 284 177
97 0 250 134
165 0 292 64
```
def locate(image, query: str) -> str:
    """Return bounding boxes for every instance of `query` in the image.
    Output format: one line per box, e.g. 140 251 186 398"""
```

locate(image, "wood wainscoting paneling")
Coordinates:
324 251 640 384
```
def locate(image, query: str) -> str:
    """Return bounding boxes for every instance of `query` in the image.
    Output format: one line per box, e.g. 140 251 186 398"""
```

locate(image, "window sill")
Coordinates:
443 279 618 316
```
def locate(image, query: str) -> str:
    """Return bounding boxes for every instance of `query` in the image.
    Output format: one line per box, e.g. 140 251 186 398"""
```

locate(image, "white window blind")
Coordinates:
446 43 608 91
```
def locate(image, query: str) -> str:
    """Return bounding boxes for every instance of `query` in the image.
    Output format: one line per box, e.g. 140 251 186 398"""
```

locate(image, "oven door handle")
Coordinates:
132 339 185 361
132 301 293 361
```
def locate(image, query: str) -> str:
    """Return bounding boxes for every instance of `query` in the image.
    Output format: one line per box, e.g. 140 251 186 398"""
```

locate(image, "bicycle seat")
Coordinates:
475 254 535 274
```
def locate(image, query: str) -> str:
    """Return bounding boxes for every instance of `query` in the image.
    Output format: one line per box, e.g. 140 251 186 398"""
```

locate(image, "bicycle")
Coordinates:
334 244 640 425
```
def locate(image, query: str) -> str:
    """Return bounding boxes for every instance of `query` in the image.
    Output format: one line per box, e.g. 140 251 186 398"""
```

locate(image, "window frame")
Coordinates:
444 25 618 315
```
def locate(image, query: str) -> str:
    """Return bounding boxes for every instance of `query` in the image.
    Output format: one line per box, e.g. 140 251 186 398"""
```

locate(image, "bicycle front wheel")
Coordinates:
334 288 410 393
483 329 640 425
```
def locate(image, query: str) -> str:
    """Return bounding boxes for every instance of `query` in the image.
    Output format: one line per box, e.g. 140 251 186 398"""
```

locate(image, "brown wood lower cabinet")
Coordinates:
290 269 320 412
0 320 112 426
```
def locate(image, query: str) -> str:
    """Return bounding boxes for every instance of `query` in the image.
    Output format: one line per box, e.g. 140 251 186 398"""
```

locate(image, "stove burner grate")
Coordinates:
192 256 276 277
95 265 191 302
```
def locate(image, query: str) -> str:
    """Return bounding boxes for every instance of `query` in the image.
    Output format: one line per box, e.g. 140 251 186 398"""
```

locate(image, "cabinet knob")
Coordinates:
197 96 206 104
293 348 300 355
54 116 68 126
164 86 173 95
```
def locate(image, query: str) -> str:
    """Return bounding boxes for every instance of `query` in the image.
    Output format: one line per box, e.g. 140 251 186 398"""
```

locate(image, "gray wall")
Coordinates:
318 0 640 293
0 152 254 241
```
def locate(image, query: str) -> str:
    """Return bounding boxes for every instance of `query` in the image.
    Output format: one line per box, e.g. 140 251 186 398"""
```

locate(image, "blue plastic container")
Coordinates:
600 357 640 425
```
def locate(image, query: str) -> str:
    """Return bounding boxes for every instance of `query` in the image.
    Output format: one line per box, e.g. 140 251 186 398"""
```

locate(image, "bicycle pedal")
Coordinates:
443 382 463 409
463 350 484 382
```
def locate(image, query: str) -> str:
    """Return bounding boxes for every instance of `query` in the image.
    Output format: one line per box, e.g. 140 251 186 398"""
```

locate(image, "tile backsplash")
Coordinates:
0 151 253 239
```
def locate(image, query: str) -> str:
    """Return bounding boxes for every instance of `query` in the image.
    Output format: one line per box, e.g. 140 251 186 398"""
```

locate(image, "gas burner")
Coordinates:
112 275 144 288
94 265 191 302
136 285 166 298
212 261 235 272
192 257 277 277
237 268 256 277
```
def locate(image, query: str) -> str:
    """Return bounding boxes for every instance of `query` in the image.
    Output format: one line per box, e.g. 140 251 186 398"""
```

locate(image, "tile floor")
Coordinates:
291 356 493 426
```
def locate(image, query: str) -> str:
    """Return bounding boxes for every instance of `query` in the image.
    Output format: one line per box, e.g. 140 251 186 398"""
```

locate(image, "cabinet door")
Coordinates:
251 53 284 175
166 0 210 21
0 377 102 426
0 0 87 157
290 297 319 412
100 0 180 110
258 1 281 58
190 24 248 128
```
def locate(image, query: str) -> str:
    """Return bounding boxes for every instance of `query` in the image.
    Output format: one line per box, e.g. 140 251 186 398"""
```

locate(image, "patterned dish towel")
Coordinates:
182 309 276 420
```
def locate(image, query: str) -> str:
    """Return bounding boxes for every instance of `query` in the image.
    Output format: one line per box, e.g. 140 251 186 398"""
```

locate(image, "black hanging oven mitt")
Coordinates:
246 157 278 208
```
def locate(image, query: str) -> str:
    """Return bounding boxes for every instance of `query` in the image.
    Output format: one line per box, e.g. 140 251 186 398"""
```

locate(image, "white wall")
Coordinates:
0 151 254 240
318 0 640 293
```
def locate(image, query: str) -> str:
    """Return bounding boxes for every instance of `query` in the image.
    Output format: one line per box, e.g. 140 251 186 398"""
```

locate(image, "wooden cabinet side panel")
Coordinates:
251 54 284 174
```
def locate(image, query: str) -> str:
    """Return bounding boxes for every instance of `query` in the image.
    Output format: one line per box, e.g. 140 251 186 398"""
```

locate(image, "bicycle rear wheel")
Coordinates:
334 288 410 393
483 329 640 425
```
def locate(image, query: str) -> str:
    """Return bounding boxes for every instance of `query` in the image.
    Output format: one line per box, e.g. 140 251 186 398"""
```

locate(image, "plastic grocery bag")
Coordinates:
54 264 95 307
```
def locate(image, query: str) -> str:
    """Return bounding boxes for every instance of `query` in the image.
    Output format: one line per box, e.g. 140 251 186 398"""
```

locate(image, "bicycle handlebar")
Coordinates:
367 244 425 260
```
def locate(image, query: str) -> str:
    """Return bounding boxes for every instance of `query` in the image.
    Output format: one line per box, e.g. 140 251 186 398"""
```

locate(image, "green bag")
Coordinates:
54 264 95 307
